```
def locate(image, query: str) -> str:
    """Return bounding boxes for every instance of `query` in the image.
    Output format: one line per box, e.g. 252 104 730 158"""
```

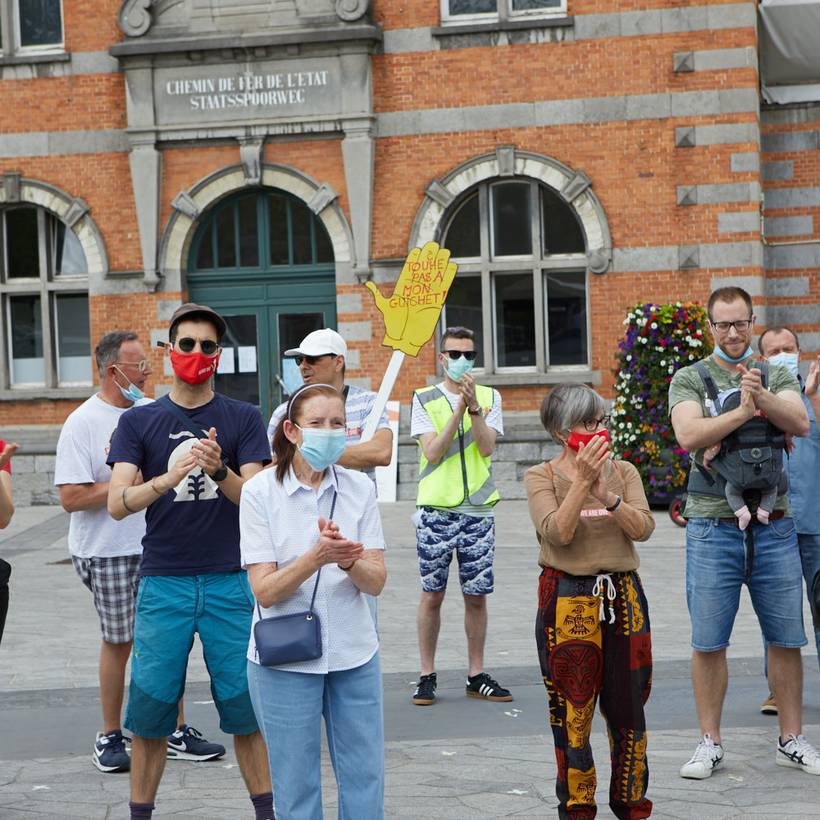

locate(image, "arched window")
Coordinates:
190 189 334 273
442 179 588 372
1 204 90 387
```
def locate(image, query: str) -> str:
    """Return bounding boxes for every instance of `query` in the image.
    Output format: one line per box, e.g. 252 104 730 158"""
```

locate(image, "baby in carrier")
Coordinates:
702 386 786 530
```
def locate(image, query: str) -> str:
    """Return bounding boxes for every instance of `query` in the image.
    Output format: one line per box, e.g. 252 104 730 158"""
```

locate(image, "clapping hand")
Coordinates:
459 372 478 412
575 435 610 491
0 442 19 471
314 516 364 568
192 427 222 475
805 357 820 396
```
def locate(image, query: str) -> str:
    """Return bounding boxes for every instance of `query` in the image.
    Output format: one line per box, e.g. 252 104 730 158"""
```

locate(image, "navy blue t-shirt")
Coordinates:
107 393 271 576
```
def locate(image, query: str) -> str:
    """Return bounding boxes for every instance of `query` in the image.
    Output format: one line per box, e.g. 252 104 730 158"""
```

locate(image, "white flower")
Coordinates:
619 423 625 429
650 322 658 330
668 366 675 374
660 360 666 366
640 337 648 344
689 354 695 360
626 354 632 361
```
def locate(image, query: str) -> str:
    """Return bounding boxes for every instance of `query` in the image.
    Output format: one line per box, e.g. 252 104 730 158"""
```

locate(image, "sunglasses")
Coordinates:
582 415 611 432
177 337 220 356
294 354 334 366
442 350 478 361
114 360 150 374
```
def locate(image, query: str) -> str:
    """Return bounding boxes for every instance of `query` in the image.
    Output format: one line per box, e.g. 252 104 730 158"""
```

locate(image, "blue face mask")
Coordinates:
296 426 346 471
114 368 144 403
768 351 799 378
713 345 754 364
446 355 474 383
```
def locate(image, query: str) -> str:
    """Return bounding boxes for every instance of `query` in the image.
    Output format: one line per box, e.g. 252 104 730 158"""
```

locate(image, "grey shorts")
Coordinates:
72 554 141 644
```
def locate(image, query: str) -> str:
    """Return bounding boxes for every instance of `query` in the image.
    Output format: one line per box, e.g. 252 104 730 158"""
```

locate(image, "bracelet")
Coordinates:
150 476 163 496
122 486 138 514
605 495 622 513
337 562 354 572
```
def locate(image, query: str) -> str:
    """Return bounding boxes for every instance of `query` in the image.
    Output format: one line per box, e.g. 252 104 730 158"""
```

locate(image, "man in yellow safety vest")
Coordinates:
409 325 512 707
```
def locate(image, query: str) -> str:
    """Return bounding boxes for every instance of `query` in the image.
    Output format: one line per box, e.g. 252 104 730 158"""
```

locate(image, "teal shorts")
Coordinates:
125 572 258 739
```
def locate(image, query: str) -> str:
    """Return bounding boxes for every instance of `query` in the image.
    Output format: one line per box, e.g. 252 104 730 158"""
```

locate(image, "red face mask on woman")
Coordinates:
566 428 610 452
169 349 220 385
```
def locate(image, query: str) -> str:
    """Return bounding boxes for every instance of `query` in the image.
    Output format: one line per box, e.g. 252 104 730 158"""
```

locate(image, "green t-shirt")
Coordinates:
668 355 800 519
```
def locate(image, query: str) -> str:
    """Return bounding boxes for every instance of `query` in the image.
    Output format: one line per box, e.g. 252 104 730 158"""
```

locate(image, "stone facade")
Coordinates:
1 1 819 503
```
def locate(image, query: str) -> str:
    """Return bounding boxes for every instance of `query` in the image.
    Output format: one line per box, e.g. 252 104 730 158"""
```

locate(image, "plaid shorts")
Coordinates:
72 554 141 644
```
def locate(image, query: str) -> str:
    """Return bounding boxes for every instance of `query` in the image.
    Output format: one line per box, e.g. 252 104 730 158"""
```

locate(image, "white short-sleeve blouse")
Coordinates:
240 464 386 674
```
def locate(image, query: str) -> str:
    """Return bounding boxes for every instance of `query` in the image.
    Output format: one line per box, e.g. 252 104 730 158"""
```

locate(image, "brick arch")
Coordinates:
0 177 109 289
158 163 354 291
409 148 612 274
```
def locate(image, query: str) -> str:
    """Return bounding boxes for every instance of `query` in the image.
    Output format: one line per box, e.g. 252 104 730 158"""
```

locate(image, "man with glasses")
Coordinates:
409 325 511 706
57 331 226 774
266 328 392 484
669 287 820 779
106 305 274 820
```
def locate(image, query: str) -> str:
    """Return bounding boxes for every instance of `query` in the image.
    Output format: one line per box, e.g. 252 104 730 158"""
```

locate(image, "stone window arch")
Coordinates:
159 163 355 292
0 174 108 395
409 148 612 380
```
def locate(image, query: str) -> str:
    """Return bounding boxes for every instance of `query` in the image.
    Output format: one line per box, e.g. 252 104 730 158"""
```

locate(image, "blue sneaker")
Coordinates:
166 724 225 761
92 730 130 773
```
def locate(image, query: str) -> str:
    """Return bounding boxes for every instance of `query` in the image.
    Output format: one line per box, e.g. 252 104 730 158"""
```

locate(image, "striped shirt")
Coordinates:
267 385 390 485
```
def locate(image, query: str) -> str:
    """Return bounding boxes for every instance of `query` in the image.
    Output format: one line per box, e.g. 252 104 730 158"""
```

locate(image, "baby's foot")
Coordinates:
736 505 752 530
756 508 770 525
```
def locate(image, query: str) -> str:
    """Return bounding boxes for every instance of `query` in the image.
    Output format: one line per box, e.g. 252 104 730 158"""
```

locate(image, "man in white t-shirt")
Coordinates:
409 325 512 706
55 332 224 774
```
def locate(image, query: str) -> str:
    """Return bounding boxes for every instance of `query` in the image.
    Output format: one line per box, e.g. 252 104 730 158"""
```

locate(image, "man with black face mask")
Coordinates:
107 304 274 820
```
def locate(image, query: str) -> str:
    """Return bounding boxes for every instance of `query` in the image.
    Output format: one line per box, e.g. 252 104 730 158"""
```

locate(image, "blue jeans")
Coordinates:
763 532 820 676
685 517 807 652
247 652 384 820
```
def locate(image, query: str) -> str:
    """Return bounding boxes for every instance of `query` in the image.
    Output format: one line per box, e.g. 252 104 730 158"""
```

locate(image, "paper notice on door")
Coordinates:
217 348 236 374
238 346 257 373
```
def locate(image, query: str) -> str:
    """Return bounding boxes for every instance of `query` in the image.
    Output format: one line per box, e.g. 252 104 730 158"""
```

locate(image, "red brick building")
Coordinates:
0 0 818 499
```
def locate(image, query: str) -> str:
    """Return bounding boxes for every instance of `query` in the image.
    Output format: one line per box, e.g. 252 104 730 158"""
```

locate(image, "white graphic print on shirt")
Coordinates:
167 430 219 503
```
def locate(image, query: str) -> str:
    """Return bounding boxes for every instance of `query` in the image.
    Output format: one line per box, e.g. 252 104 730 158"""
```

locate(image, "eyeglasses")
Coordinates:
294 354 334 366
582 415 611 432
710 319 752 334
115 360 150 374
442 350 478 361
177 337 220 356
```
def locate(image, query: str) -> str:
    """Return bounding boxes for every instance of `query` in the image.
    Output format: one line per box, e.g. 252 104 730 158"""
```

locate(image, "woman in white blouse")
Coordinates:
240 383 387 820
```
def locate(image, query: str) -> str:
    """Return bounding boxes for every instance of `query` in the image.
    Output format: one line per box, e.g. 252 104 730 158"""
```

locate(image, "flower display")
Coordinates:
610 302 713 501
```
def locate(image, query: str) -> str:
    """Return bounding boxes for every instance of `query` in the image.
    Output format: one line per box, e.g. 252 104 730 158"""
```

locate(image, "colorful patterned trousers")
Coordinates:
535 567 653 819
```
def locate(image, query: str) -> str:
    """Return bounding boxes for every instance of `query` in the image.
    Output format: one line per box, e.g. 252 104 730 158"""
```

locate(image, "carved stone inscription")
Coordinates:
154 59 341 125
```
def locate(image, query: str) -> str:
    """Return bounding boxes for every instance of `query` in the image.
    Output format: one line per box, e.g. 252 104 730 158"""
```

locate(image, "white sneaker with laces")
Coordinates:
776 734 820 775
680 733 724 779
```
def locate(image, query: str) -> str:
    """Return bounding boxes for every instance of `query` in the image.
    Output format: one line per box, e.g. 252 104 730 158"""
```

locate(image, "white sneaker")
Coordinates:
776 734 820 775
680 733 724 779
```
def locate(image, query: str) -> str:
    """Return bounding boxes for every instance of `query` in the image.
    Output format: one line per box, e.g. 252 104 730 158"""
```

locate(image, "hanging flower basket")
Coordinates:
610 302 713 504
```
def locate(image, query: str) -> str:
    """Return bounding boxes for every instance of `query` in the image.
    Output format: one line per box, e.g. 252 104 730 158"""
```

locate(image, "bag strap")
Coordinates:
694 362 722 413
157 394 203 438
255 481 338 620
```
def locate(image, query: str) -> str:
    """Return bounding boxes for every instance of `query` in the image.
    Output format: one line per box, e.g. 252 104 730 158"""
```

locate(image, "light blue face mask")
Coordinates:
296 426 346 471
114 367 144 403
713 344 754 365
446 355 474 383
768 351 799 378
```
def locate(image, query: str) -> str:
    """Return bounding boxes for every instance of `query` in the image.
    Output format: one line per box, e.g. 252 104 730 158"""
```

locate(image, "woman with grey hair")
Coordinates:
524 382 655 819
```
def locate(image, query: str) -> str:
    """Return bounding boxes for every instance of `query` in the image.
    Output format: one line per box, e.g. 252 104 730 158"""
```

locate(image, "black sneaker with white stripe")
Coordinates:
166 724 225 761
465 672 513 702
92 730 130 773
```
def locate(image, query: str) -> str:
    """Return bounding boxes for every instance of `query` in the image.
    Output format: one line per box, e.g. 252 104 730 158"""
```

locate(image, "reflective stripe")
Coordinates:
417 428 475 481
469 475 498 505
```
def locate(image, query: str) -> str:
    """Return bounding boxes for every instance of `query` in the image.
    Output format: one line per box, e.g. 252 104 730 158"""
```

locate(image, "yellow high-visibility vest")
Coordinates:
415 384 500 508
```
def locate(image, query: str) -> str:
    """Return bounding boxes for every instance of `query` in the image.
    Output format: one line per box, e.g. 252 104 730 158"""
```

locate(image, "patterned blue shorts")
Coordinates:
416 508 495 595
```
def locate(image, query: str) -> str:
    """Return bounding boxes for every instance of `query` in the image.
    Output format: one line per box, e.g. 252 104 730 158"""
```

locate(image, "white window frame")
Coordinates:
440 0 567 26
0 205 91 390
7 0 65 55
440 179 589 376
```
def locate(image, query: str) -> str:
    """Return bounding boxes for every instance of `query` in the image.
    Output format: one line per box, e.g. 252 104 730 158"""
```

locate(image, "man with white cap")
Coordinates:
267 328 392 483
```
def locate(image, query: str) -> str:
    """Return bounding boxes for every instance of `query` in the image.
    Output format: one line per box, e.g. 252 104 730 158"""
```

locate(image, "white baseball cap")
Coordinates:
285 328 347 359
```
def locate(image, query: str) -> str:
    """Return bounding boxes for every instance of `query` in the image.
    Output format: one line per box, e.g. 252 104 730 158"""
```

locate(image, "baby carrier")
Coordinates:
686 361 787 512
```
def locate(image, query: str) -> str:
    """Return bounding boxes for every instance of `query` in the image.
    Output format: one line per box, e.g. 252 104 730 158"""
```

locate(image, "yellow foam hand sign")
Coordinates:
365 241 458 357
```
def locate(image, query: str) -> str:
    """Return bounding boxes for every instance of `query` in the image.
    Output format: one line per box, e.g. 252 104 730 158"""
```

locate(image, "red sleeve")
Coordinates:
0 440 11 474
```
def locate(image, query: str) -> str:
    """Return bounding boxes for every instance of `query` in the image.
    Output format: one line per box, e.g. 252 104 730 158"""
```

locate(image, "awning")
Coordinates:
759 0 820 104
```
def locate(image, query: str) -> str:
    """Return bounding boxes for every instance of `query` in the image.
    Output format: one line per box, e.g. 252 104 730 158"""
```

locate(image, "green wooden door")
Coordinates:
187 189 337 421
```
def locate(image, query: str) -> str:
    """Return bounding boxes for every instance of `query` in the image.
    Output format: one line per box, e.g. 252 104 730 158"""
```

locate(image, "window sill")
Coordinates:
0 51 69 66
432 15 573 37
428 370 600 387
0 386 94 402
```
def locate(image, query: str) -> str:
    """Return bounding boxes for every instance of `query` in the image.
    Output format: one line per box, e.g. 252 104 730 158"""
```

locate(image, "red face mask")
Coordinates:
169 349 220 385
566 428 610 452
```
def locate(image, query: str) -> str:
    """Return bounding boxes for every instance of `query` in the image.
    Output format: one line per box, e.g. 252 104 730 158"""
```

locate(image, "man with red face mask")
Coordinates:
106 304 274 820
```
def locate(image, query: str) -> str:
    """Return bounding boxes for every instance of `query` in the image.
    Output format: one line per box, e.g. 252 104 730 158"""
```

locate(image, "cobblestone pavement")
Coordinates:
1 502 819 818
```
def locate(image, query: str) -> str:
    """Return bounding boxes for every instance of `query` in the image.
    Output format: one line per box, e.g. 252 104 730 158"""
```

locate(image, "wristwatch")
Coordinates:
467 405 482 416
605 495 622 512
209 464 229 482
